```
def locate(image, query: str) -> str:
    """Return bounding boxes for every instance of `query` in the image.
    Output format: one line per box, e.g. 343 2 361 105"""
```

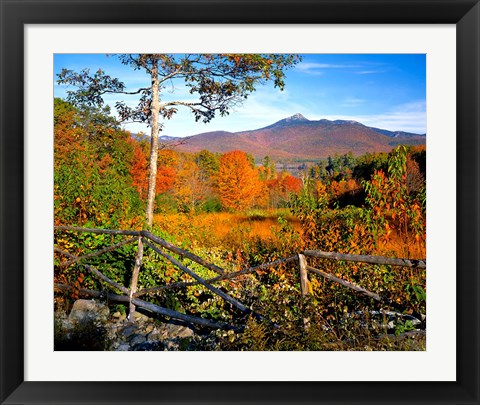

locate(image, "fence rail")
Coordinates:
304 250 426 269
54 225 426 330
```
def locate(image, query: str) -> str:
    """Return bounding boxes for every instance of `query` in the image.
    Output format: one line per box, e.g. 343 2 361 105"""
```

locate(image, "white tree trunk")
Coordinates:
145 59 160 227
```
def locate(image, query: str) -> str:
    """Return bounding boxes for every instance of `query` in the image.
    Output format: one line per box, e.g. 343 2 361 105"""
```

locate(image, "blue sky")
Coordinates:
54 54 426 136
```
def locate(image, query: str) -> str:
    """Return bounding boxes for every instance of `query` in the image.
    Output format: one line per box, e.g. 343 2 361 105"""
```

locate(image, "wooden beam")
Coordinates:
304 250 426 269
55 225 141 237
298 254 310 296
54 283 239 331
219 255 298 281
55 237 138 268
54 248 129 295
306 265 382 302
128 237 144 322
143 241 251 314
134 255 298 297
142 230 225 275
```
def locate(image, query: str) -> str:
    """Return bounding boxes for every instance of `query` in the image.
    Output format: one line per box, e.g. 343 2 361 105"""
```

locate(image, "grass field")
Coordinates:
154 209 301 249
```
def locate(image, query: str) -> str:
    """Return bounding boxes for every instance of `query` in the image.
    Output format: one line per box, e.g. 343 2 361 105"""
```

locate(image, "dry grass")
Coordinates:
153 209 301 247
376 231 426 259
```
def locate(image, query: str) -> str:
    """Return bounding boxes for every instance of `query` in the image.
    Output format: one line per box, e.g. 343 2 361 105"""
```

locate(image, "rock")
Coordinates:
162 323 194 339
134 312 151 323
166 341 178 350
56 302 111 350
69 299 109 325
58 301 197 351
147 329 164 342
350 310 423 331
134 341 164 351
119 323 138 338
129 334 146 346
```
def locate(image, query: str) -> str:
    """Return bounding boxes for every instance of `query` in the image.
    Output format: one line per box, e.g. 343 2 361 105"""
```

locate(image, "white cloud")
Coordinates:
217 87 318 129
355 70 385 75
311 100 426 134
341 97 365 107
296 62 362 75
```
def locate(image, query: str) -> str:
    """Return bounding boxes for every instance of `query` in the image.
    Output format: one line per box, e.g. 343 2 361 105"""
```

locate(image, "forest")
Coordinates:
54 96 426 351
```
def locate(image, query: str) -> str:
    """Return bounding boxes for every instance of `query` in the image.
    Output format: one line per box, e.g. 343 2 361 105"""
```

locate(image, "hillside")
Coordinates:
164 114 426 160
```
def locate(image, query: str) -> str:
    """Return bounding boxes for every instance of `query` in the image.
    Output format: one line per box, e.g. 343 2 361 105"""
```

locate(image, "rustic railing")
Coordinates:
54 225 426 331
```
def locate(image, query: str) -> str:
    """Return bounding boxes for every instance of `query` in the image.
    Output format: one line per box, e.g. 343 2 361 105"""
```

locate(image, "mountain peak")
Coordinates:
286 113 309 122
266 113 309 129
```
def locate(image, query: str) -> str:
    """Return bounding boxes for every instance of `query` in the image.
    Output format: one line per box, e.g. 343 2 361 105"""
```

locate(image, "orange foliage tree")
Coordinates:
130 142 177 199
156 166 176 194
216 150 265 211
54 98 142 228
130 143 149 199
266 171 302 208
156 149 179 195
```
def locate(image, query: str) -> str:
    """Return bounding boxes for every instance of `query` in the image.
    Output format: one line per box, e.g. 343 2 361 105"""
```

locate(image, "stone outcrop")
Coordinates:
68 299 110 325
109 311 195 351
55 299 196 351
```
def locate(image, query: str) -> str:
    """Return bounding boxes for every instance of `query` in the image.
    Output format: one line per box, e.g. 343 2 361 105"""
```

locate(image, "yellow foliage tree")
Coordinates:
173 159 209 213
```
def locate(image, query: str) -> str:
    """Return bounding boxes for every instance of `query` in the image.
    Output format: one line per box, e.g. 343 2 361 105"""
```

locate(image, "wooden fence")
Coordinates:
54 226 426 331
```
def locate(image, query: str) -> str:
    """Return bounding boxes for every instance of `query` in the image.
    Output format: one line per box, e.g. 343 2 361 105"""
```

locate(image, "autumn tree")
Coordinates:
216 150 266 211
155 166 176 195
157 148 180 167
57 54 300 227
363 146 426 256
195 150 220 179
173 158 210 213
54 99 142 227
54 98 83 164
129 142 149 199
267 171 302 208
259 155 276 181
155 149 179 196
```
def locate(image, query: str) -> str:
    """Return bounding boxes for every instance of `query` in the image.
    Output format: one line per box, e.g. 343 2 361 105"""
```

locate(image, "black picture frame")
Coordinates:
1 1 479 404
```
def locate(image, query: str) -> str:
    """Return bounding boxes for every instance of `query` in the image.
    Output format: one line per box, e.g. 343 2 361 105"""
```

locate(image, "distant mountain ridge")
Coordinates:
162 114 426 160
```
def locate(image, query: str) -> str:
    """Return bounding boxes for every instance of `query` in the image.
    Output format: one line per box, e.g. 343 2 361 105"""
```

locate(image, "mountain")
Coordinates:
159 135 179 141
262 112 310 128
164 114 426 160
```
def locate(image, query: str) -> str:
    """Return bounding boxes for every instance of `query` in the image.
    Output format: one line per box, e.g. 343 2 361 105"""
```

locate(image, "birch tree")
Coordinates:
57 54 300 226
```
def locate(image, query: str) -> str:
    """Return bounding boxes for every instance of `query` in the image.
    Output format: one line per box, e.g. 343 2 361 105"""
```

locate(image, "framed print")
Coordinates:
1 0 479 404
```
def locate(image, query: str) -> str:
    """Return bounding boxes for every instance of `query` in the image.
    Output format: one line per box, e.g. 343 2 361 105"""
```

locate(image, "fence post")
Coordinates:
298 253 311 330
298 253 310 296
128 237 144 322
